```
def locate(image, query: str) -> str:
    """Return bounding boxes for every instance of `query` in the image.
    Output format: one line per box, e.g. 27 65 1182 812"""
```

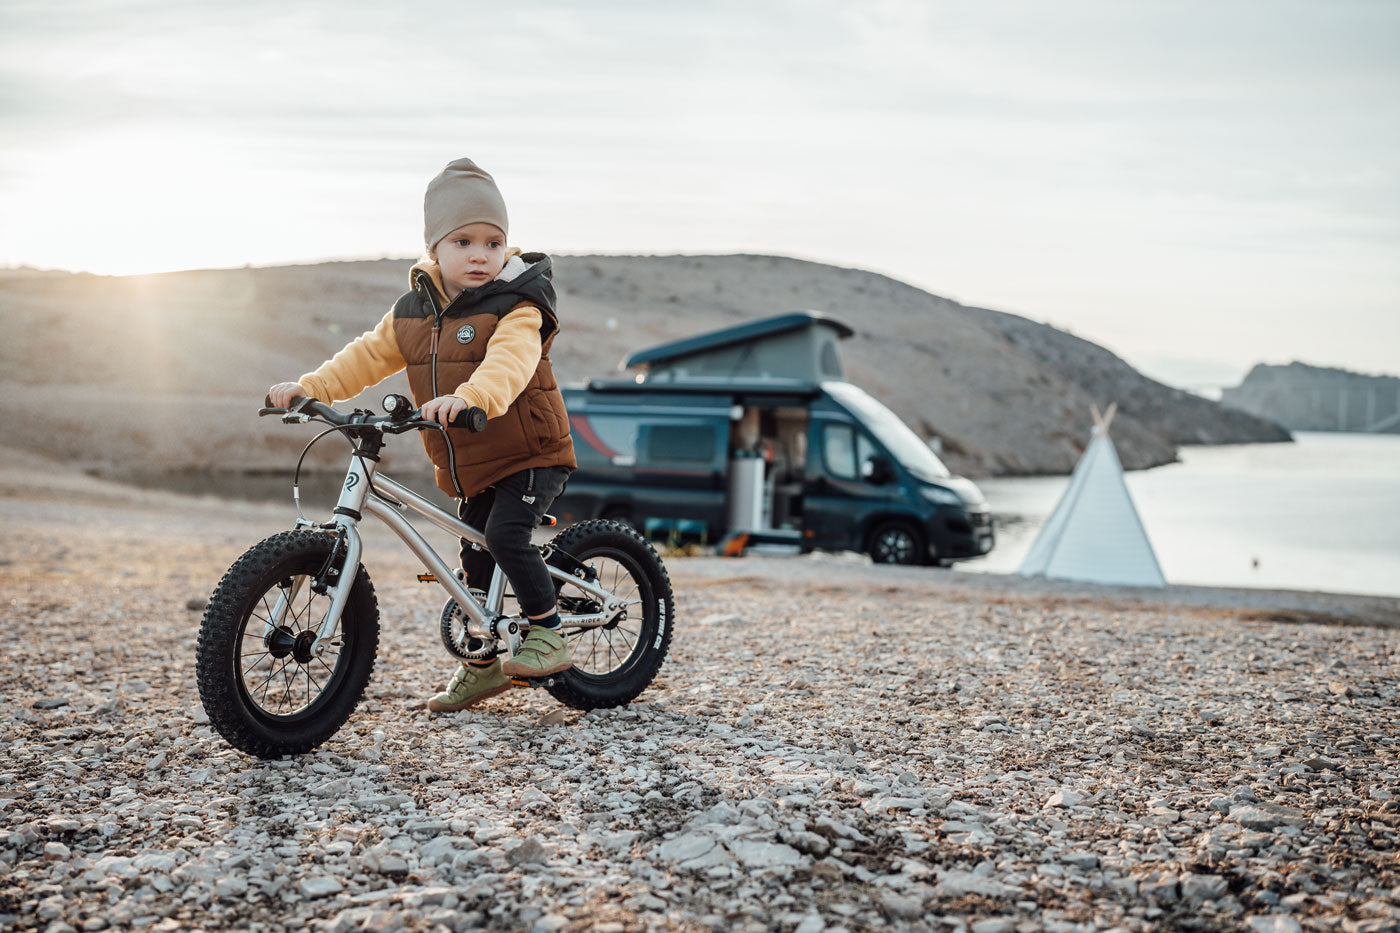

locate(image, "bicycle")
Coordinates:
195 394 675 758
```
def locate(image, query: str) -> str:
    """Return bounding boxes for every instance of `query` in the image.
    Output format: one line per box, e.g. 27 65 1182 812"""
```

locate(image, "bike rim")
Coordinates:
560 549 649 677
235 572 347 721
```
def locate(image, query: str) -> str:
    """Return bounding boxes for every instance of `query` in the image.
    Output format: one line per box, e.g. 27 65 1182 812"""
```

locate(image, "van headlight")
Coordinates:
921 485 963 507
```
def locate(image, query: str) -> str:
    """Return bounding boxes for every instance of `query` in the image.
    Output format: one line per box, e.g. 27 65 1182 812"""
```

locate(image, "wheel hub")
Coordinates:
266 625 297 659
264 626 317 664
292 630 317 665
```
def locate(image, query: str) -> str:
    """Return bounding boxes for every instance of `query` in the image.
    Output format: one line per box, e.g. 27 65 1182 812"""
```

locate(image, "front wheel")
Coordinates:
545 520 674 710
867 521 926 565
196 531 379 758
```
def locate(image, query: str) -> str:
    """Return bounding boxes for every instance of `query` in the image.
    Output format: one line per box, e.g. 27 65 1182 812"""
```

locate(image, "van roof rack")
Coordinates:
621 311 853 370
583 376 824 396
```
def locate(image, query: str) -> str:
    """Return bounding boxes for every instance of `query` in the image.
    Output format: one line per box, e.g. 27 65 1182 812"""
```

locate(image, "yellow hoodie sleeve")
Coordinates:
451 306 543 419
297 309 406 403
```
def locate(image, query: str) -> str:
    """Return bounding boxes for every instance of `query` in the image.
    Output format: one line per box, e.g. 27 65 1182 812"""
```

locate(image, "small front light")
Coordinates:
383 393 411 418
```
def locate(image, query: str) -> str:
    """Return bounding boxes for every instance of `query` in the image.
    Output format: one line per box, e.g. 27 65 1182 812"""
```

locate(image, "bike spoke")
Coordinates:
291 582 312 632
255 658 283 703
614 625 638 662
279 664 295 713
240 649 271 667
616 632 640 650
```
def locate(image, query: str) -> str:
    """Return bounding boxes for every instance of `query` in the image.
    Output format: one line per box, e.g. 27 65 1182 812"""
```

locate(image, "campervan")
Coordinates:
553 313 994 565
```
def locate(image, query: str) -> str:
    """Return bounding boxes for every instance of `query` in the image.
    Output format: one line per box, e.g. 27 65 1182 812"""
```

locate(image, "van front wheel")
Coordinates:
867 521 925 566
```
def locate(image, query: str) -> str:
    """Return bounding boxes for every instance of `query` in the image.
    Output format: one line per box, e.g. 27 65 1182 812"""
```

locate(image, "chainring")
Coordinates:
440 588 497 661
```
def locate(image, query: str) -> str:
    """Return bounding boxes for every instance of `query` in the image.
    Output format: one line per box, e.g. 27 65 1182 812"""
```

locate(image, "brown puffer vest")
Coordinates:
392 253 575 499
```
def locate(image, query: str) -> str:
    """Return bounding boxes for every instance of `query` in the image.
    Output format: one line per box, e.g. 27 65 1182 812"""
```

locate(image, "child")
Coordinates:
267 157 577 713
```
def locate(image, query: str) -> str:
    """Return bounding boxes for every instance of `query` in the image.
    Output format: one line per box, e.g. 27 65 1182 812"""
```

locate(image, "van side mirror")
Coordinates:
862 455 896 485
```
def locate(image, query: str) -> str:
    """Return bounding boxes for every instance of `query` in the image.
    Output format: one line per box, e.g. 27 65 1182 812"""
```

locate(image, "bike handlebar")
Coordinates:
260 395 487 433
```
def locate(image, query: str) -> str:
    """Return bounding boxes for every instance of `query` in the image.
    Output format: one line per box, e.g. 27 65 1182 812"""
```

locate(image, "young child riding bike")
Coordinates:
267 157 577 713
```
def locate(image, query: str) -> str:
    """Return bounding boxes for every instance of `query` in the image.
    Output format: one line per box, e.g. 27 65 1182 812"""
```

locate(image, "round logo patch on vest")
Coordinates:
456 324 476 345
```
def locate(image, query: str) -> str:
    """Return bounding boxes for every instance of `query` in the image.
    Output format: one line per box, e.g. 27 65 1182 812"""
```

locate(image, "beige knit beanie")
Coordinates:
423 158 509 253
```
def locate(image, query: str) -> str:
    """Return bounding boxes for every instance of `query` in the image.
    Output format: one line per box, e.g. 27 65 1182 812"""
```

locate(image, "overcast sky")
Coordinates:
2 0 1396 386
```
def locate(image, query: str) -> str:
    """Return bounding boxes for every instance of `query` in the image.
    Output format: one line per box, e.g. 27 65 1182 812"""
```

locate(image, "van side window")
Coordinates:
822 423 879 482
649 424 717 464
822 424 857 479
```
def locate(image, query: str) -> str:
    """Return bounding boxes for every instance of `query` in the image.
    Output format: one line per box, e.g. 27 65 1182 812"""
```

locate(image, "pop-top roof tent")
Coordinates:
1017 404 1167 587
601 311 855 389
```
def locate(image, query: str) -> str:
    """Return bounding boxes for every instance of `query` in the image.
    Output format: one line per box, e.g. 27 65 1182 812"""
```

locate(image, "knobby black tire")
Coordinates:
546 520 674 710
195 530 379 758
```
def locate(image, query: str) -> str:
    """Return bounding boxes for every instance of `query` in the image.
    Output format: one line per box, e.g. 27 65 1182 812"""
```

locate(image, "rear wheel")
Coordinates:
545 520 673 709
867 521 925 566
196 531 378 758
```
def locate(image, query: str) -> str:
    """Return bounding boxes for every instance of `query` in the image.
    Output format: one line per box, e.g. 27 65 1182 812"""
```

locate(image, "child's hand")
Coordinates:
268 382 305 408
421 395 468 426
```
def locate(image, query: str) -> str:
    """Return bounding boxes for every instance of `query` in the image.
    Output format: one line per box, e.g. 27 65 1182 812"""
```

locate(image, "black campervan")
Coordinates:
553 313 994 565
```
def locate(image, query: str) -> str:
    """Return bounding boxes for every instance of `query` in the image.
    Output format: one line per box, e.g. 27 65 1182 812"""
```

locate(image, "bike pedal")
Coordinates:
510 677 556 689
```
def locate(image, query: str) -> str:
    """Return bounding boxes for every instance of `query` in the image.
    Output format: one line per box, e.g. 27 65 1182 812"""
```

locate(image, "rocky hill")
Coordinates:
0 255 1289 479
1222 362 1400 433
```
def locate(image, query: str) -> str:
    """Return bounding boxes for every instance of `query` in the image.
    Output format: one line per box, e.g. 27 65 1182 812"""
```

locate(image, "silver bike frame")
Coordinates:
304 453 624 656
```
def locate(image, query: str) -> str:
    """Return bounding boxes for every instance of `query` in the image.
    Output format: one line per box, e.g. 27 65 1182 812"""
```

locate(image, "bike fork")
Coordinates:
308 516 363 656
303 454 373 656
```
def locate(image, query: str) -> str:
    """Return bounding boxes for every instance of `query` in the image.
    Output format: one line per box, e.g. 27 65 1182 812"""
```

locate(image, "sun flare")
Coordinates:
3 127 263 276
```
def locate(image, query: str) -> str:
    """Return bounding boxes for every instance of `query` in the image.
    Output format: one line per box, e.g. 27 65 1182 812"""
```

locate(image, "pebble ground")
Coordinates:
2 475 1398 933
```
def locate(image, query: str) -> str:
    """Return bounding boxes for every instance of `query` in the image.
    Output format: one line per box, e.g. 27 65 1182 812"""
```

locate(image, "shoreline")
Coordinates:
7 447 1398 627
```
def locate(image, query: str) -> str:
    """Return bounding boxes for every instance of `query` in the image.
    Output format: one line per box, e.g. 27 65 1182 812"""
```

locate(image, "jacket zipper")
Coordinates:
420 272 444 397
430 318 441 395
417 273 466 501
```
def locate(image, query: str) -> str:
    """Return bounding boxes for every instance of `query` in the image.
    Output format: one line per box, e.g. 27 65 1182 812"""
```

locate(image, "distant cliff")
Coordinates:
964 306 1292 463
0 255 1294 478
1222 363 1400 433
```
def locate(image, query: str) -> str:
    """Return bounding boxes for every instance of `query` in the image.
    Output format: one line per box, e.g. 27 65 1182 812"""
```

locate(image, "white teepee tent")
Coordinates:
1018 404 1166 587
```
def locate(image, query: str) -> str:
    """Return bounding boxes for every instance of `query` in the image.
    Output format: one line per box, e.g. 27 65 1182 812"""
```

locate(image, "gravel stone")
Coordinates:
298 877 343 899
3 483 1399 932
1229 802 1310 830
1246 918 1303 933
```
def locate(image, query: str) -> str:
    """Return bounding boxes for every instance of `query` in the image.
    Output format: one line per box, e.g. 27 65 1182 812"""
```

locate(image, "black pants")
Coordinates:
458 465 570 617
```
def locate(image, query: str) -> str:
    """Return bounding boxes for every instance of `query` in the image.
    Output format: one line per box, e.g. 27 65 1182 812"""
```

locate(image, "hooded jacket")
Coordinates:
297 252 576 498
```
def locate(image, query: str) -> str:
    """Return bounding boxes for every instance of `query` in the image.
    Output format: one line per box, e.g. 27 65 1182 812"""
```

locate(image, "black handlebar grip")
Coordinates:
451 406 488 433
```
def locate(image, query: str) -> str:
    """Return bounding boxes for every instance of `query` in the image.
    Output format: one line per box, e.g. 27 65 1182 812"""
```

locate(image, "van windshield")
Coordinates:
823 382 952 481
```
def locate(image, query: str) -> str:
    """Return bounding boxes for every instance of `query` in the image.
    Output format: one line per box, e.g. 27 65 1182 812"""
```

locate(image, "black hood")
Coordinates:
414 252 557 322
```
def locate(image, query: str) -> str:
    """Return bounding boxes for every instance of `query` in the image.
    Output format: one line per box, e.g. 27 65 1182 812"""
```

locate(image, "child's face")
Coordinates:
432 222 507 296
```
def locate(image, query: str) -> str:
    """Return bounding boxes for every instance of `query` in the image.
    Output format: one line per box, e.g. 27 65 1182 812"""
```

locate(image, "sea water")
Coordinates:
962 432 1400 598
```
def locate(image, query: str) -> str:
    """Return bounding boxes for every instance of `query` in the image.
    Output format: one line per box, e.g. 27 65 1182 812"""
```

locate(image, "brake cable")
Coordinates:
288 414 461 525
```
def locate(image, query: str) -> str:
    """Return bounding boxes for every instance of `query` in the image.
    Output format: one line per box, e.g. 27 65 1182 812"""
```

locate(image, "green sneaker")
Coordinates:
501 626 574 678
426 660 510 713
